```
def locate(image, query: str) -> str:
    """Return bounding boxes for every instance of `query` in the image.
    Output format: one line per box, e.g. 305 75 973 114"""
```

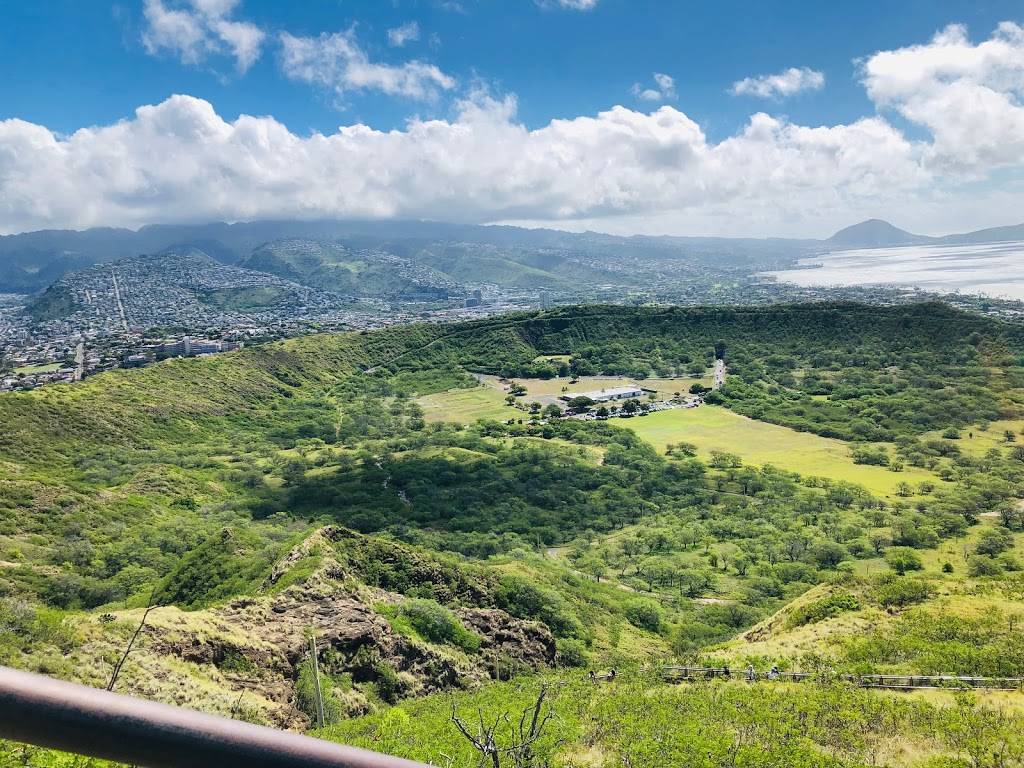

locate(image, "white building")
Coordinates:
562 385 645 403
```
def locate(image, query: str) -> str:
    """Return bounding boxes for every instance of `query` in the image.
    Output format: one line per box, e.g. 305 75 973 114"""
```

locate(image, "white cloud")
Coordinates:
387 21 420 48
731 66 825 99
1 24 1022 237
279 29 455 101
0 93 921 235
632 72 676 102
141 0 265 72
860 22 1024 173
537 0 599 10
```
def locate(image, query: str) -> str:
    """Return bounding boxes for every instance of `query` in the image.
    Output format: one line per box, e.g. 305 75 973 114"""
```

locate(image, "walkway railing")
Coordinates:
0 665 430 768
661 666 1024 691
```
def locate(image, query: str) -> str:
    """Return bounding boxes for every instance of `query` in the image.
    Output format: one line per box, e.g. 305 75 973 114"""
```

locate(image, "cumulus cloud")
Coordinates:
279 29 455 101
731 66 825 99
632 72 677 102
0 92 921 235
141 0 265 72
0 23 1022 236
860 22 1024 173
387 21 420 48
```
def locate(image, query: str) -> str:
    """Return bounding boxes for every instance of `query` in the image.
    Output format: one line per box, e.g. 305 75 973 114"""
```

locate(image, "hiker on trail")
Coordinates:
589 671 596 683
768 665 780 681
722 665 730 678
745 664 755 682
609 669 617 680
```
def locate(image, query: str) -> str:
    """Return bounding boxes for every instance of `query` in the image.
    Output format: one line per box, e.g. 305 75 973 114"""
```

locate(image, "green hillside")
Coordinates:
411 243 594 289
4 302 1024 766
241 240 456 298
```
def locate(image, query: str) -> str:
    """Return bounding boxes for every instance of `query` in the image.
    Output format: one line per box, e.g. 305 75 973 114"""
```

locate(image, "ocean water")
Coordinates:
766 241 1024 301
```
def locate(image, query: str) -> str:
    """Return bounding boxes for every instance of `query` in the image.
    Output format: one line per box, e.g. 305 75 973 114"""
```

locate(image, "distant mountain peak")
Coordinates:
827 219 928 248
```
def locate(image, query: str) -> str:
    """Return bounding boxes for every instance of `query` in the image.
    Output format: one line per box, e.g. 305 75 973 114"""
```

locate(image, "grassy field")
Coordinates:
415 387 941 497
623 406 941 498
922 419 1024 457
13 362 62 375
416 386 514 423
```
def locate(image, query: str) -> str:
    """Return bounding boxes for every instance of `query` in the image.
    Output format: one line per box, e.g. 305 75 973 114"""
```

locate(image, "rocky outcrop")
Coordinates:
139 532 557 728
459 608 556 677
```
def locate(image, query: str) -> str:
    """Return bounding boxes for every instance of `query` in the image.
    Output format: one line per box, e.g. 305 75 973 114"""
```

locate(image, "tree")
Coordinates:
869 531 892 555
542 403 563 419
677 568 715 597
576 553 607 582
733 553 752 576
625 601 663 633
975 527 1014 557
709 451 741 469
281 458 309 487
567 396 595 412
450 683 555 768
621 399 640 415
885 547 923 575
968 555 1004 577
811 540 849 569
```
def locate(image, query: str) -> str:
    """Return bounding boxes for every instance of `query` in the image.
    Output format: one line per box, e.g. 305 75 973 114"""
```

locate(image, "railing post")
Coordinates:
310 635 326 729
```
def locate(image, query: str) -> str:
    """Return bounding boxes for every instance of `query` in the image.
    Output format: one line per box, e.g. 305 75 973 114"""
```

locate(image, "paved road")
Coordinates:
111 271 129 331
73 342 85 381
713 359 726 389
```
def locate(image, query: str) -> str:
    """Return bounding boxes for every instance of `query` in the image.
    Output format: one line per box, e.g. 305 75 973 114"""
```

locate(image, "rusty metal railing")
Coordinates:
661 665 1024 690
0 666 430 768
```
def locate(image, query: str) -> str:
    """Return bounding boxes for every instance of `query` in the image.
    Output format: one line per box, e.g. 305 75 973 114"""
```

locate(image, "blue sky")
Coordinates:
4 0 1019 136
0 1 1023 237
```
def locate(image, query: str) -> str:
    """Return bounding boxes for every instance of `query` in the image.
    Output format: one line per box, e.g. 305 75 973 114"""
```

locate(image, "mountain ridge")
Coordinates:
825 218 1024 250
3 217 1024 293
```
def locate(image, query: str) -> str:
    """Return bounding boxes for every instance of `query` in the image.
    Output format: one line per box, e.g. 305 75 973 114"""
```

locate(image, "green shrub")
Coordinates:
885 547 923 575
398 599 481 653
975 528 1014 557
494 575 582 638
372 659 403 705
624 601 663 633
296 658 345 726
844 608 1024 676
0 598 78 660
967 555 1004 577
786 592 860 628
555 638 590 668
871 576 935 608
218 648 254 673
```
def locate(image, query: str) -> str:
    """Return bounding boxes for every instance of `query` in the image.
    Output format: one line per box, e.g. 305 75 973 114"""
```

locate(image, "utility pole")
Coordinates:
308 635 325 729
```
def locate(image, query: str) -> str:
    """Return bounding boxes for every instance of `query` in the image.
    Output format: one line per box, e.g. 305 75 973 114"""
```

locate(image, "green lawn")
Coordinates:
416 386 515 423
622 406 942 498
13 362 63 375
921 419 1024 457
